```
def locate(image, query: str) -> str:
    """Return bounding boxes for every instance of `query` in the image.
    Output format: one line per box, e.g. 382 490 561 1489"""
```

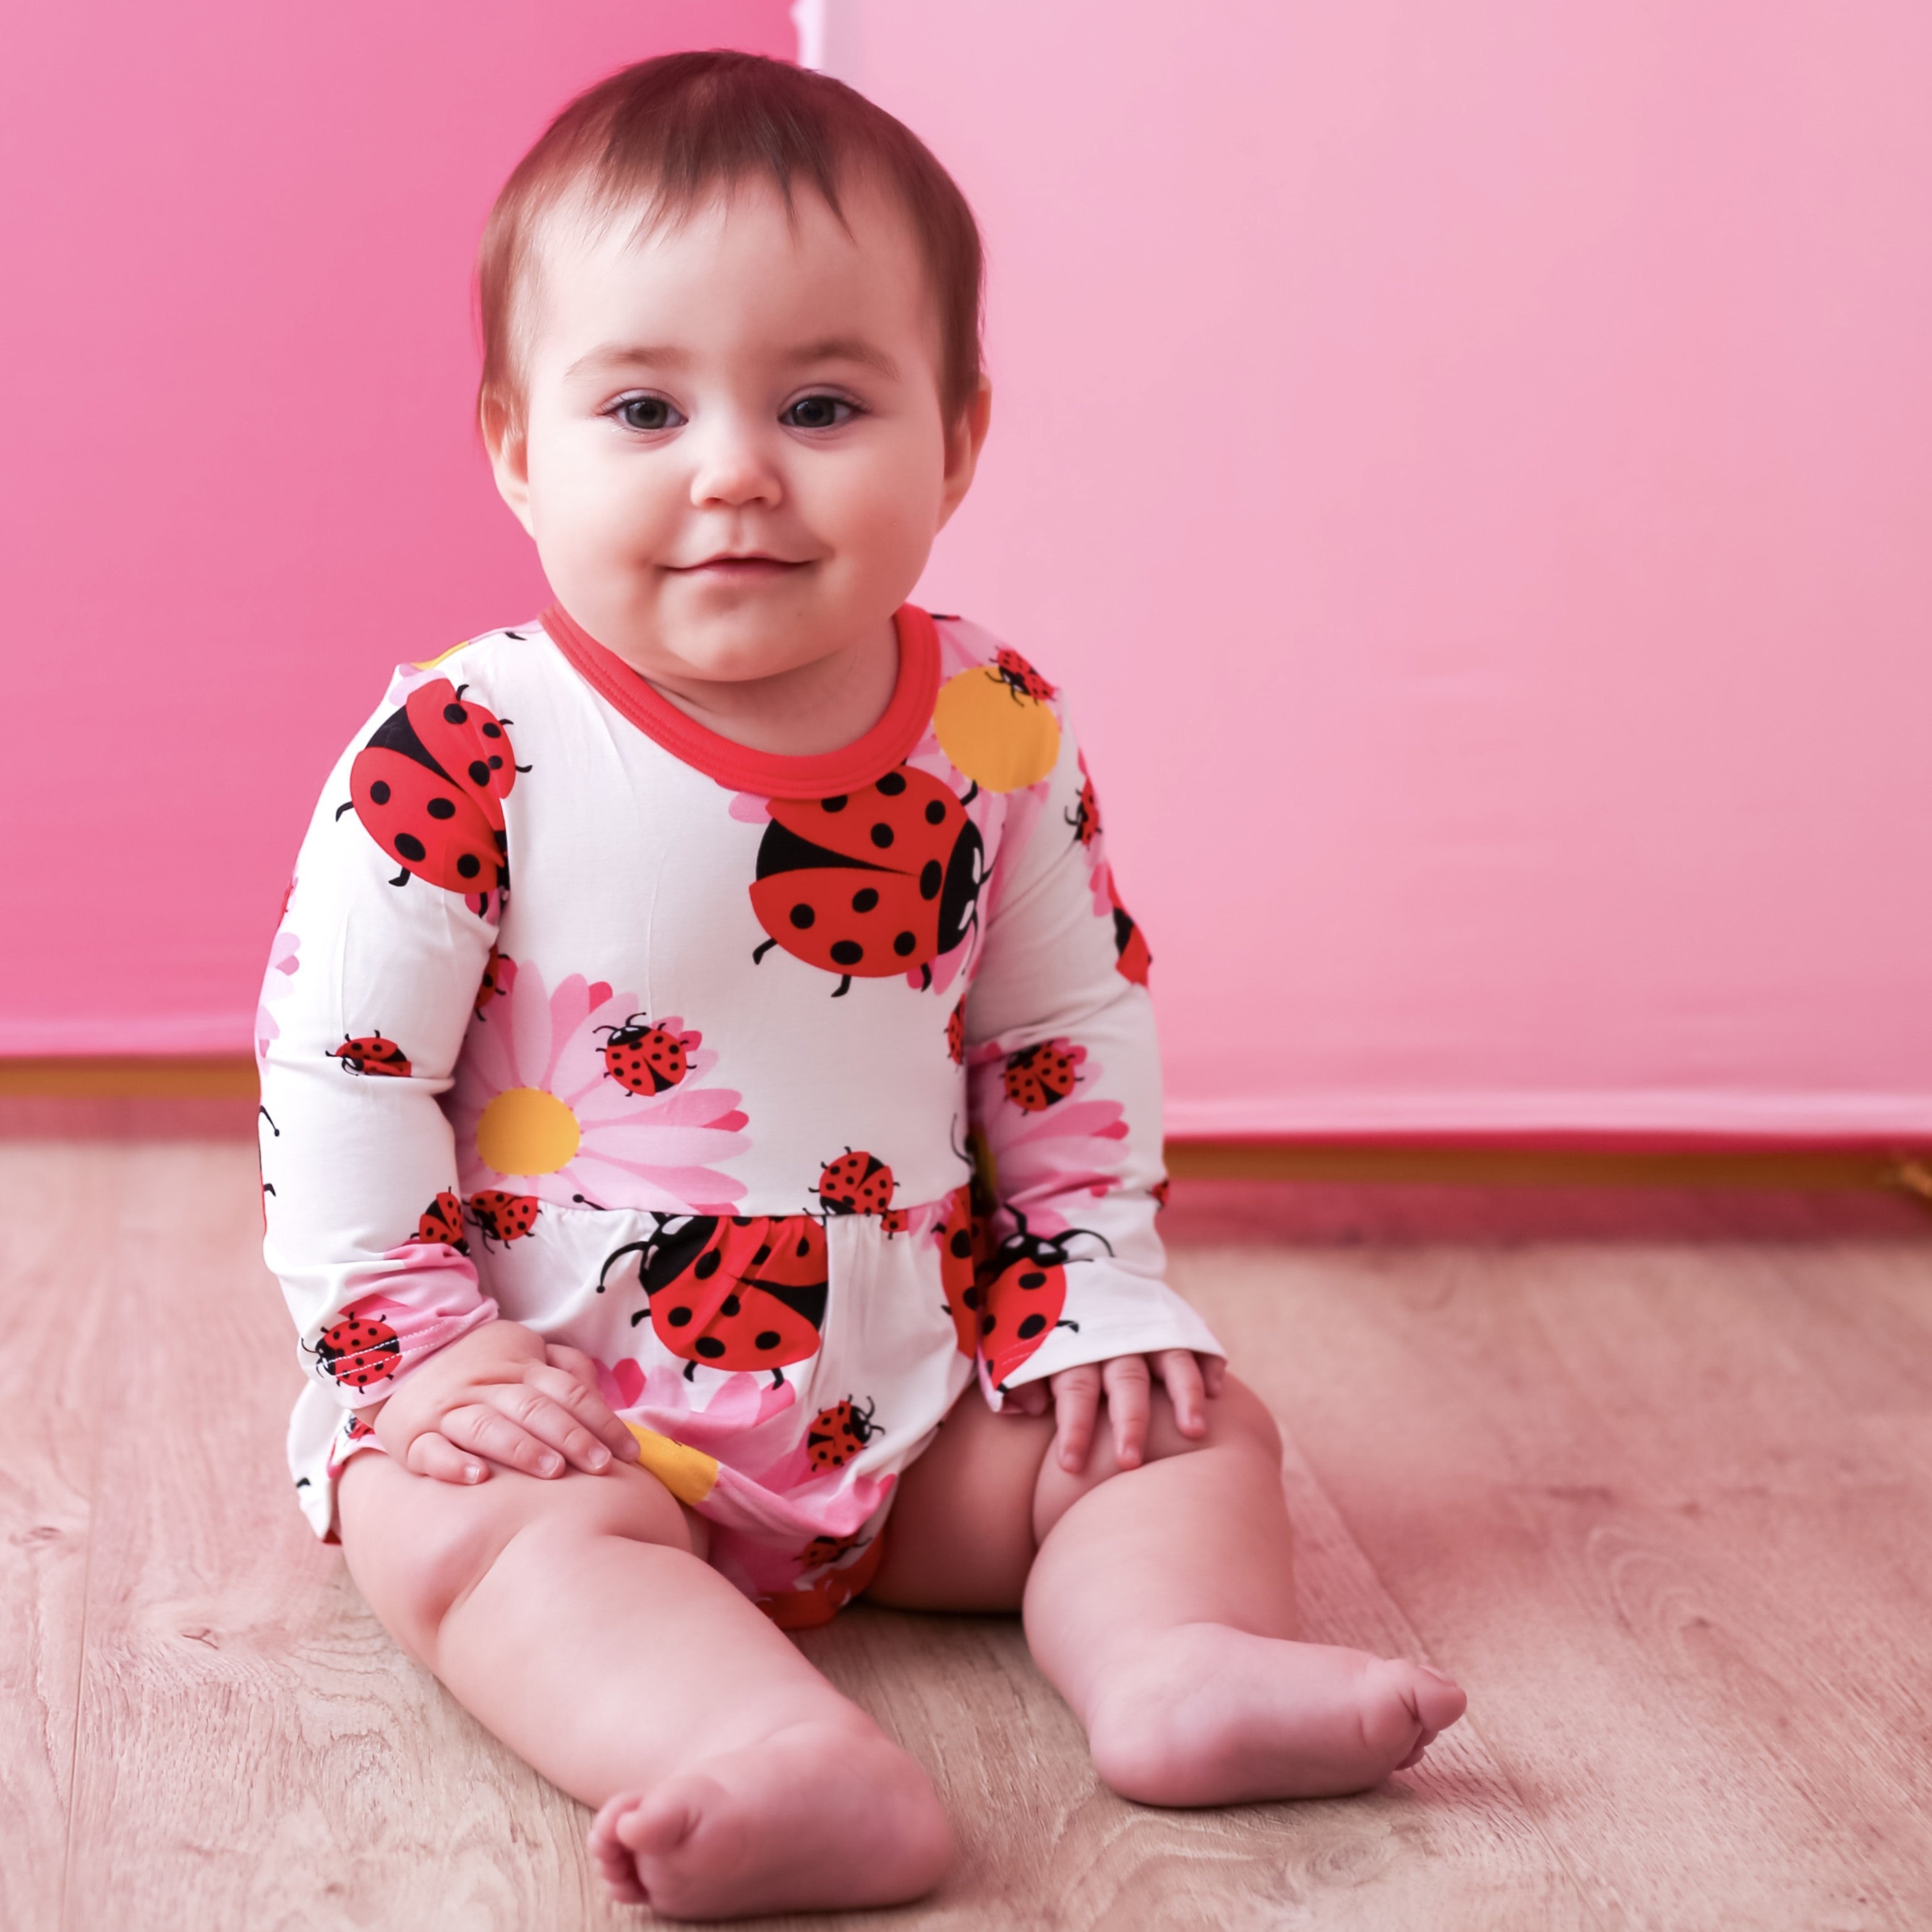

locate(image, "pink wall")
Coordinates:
829 0 1932 1140
5 2 1929 1143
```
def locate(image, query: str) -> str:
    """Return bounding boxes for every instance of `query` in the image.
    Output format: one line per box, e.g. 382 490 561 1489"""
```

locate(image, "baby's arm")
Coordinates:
258 661 632 1486
962 674 1224 1472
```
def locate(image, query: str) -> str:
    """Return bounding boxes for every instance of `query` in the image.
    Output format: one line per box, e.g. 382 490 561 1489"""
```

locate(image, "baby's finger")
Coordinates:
487 1383 616 1474
1203 1354 1228 1399
406 1430 489 1485
1050 1365 1101 1472
440 1401 568 1478
1155 1349 1207 1436
1102 1355 1153 1469
1004 1381 1052 1418
526 1362 638 1463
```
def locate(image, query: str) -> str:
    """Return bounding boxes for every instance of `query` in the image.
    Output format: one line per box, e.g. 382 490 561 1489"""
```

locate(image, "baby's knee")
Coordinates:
338 1458 695 1664
1130 1370 1280 1471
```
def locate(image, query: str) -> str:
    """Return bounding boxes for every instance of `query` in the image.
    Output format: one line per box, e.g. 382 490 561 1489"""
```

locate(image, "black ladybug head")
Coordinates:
937 819 986 954
598 1013 654 1048
999 1211 1115 1270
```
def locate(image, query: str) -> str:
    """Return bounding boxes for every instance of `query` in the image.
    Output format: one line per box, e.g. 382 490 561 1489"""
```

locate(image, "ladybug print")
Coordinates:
1002 1040 1080 1114
934 1184 980 1356
311 1314 401 1390
466 1190 540 1247
1067 767 1101 847
329 1032 411 1077
806 1396 881 1472
339 677 520 907
980 1215 1113 1390
994 647 1056 704
343 1413 377 1443
879 1207 909 1237
597 1012 691 1096
750 764 985 996
814 1149 895 1218
800 1532 864 1570
600 1215 829 1383
474 946 506 1016
1152 1178 1171 1213
946 999 965 1066
1108 874 1152 986
411 1190 469 1252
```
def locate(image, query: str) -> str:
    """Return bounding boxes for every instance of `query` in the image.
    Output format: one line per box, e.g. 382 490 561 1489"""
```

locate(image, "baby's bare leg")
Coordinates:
873 1377 1464 1806
338 1456 951 1919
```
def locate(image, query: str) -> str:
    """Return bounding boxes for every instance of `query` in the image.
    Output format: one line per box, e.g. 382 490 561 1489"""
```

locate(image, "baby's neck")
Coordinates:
638 619 900 759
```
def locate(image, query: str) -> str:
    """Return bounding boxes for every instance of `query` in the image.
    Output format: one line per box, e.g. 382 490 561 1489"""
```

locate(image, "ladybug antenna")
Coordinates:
752 938 778 965
832 975 852 998
960 780 980 806
515 763 532 774
258 1105 280 1138
596 1239 652 1292
390 869 411 889
334 800 355 820
454 683 468 699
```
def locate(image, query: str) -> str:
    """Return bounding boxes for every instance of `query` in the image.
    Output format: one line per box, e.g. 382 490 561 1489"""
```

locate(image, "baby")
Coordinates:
257 51 1465 1920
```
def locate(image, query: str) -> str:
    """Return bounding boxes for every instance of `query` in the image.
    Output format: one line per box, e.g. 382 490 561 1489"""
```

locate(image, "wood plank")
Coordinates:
1170 1237 1932 1931
0 1145 118 1932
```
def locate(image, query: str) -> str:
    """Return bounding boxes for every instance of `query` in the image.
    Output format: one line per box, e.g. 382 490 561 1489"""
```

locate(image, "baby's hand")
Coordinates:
362 1320 639 1485
1004 1350 1228 1474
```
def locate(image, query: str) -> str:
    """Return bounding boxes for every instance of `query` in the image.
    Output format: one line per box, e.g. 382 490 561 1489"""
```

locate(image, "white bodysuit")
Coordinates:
258 602 1221 1626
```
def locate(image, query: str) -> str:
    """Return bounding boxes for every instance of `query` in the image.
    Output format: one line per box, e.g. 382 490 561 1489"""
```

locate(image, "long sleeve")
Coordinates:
256 660 510 1410
962 697 1223 1400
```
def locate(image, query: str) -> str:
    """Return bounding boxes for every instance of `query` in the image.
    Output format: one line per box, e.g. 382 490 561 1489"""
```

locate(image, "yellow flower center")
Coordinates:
933 665 1062 792
476 1086 581 1177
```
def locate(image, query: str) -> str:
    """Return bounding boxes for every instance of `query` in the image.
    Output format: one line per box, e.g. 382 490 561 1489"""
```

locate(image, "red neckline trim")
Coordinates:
541 602 941 799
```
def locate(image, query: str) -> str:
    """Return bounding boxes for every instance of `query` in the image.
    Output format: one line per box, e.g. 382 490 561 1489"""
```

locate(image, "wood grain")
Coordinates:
7 1139 1931 1928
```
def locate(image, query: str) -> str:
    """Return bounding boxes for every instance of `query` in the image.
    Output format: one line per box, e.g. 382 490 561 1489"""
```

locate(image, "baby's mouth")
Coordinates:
669 555 810 580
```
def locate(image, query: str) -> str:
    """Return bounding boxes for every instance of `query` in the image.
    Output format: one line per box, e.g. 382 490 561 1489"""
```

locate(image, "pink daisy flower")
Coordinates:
447 963 750 1213
255 928 301 1061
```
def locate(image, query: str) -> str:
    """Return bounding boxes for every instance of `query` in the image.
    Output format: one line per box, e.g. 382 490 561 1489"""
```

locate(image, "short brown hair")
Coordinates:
477 52 985 444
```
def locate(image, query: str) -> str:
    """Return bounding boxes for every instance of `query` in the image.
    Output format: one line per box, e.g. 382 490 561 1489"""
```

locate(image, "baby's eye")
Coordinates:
781 394 857 431
613 394 685 433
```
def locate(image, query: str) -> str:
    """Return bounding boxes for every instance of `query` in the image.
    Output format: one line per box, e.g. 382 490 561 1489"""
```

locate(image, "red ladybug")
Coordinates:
994 648 1056 704
474 946 505 1016
1108 874 1152 986
814 1150 895 1217
1067 767 1101 847
312 1314 401 1390
1002 1040 1079 1113
800 1532 863 1569
343 1413 377 1443
946 999 965 1066
979 1215 1113 1391
340 677 519 907
466 1190 540 1247
599 1215 829 1383
330 1033 411 1077
411 1190 469 1252
597 1013 691 1096
934 1184 980 1355
750 765 985 996
806 1396 881 1471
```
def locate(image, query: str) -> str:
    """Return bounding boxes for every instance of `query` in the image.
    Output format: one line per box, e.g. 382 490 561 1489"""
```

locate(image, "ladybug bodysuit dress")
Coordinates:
259 605 1221 1627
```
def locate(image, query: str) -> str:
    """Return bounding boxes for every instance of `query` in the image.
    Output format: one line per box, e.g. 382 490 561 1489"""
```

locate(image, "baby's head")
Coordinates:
477 53 990 685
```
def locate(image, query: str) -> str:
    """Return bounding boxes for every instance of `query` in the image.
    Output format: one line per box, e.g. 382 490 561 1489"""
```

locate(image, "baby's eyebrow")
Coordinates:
563 342 693 382
787 336 900 379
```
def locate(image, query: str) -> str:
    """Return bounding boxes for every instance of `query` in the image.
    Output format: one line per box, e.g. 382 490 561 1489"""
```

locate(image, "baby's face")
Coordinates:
493 177 984 685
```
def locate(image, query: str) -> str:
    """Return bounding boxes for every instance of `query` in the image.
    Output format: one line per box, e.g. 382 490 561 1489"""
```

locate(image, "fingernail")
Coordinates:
588 1447 610 1469
540 1453 563 1476
464 1463 484 1482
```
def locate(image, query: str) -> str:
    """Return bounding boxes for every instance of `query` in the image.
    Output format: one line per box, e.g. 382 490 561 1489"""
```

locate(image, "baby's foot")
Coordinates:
587 1716 953 1919
1084 1623 1467 1807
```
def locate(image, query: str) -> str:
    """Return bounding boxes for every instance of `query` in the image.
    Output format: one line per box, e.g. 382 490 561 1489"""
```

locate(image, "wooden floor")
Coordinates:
6 1140 1932 1931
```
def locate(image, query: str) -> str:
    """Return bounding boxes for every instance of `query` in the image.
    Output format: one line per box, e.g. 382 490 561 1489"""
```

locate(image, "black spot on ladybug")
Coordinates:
695 1336 725 1358
482 721 502 738
919 861 941 898
852 887 879 912
893 931 917 955
822 795 848 812
1020 1269 1046 1289
468 760 491 785
870 823 894 848
925 800 946 824
443 703 467 724
756 1330 781 1349
877 771 907 795
456 853 481 878
791 904 816 928
720 1294 741 1315
831 941 863 965
669 1306 693 1327
369 779 391 805
395 832 425 861
426 797 456 820
695 1250 721 1279
1018 1314 1047 1338
950 1229 973 1259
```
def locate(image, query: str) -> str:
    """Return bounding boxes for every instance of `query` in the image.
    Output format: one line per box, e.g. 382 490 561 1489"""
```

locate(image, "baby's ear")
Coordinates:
480 390 536 536
939 377 994 528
